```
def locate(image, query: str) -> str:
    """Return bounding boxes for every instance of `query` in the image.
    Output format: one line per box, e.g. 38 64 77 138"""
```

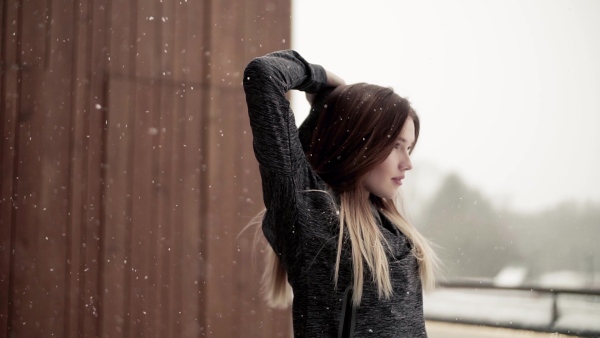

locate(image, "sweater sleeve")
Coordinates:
243 50 327 176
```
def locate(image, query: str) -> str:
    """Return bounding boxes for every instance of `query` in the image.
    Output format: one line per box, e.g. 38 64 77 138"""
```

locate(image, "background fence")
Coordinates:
0 0 291 336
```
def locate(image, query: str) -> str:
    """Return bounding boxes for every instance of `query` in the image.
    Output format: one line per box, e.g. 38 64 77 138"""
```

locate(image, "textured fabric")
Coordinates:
243 50 427 338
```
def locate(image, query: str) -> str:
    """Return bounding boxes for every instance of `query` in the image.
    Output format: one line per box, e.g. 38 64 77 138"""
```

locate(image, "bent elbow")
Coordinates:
243 57 272 91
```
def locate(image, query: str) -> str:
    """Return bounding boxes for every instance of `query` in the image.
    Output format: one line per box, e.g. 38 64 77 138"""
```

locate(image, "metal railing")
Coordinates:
425 281 600 337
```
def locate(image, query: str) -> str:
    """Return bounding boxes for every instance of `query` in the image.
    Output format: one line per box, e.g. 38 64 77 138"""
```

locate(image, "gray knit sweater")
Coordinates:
243 50 426 338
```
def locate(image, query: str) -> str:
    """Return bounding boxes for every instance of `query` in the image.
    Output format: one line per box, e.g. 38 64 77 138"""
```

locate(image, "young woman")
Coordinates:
243 50 438 337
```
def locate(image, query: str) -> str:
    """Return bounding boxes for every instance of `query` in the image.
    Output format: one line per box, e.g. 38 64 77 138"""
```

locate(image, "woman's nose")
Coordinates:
400 154 413 171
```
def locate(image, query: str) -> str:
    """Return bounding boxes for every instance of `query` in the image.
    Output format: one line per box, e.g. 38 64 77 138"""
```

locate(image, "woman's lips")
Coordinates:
392 177 404 186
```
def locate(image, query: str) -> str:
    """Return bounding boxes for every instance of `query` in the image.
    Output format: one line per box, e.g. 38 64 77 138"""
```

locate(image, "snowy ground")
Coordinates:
424 288 600 336
426 321 581 338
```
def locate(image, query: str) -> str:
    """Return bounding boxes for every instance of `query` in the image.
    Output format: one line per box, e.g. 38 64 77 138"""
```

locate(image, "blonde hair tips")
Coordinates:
256 189 439 308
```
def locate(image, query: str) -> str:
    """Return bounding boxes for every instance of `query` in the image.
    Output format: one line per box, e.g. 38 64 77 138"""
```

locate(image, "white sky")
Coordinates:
291 0 600 212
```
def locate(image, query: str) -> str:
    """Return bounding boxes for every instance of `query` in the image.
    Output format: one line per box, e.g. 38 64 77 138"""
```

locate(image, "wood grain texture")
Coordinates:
0 0 292 336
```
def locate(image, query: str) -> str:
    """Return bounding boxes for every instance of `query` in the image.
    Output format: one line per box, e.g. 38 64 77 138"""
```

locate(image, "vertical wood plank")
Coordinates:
47 1 76 333
66 0 90 334
159 1 174 335
180 0 208 336
101 0 136 335
8 0 45 331
128 0 158 336
154 58 184 338
156 1 174 336
205 0 237 334
147 1 172 335
9 0 74 335
0 0 20 335
66 0 111 336
168 83 184 338
155 78 175 338
80 0 109 336
102 76 133 338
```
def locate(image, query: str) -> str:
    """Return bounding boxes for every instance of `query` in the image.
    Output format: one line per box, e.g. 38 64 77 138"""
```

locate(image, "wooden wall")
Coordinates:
0 0 292 336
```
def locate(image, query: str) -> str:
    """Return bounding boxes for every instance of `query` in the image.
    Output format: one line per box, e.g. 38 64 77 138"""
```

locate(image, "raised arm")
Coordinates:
243 50 327 176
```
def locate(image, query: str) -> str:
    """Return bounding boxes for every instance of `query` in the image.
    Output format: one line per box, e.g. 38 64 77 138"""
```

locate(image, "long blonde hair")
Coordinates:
256 190 438 308
257 83 439 307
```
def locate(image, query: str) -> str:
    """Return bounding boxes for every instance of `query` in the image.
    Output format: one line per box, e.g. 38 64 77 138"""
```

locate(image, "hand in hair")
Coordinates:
325 69 345 87
306 69 345 105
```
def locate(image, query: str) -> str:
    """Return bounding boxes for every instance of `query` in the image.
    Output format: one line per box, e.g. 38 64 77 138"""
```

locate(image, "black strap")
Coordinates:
338 286 356 338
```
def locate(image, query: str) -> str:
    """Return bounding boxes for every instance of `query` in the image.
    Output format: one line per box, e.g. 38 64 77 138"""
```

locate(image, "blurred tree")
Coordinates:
416 173 600 287
419 173 521 279
507 201 600 287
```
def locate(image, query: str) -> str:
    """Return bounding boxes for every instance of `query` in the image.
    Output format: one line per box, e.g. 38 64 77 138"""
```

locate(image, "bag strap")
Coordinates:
338 286 356 338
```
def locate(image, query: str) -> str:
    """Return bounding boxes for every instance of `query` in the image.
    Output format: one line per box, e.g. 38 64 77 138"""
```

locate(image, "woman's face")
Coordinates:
363 117 415 200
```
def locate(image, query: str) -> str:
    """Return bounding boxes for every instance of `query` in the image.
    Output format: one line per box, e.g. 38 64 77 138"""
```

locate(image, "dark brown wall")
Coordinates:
0 0 292 336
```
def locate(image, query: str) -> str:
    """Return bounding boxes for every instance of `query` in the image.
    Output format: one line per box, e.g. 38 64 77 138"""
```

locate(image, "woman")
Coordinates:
243 50 438 337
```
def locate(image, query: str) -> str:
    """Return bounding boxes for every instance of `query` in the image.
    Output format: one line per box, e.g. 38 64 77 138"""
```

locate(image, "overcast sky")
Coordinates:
290 0 600 212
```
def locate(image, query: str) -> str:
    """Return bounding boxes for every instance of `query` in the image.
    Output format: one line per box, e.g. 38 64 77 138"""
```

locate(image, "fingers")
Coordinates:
325 70 346 88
